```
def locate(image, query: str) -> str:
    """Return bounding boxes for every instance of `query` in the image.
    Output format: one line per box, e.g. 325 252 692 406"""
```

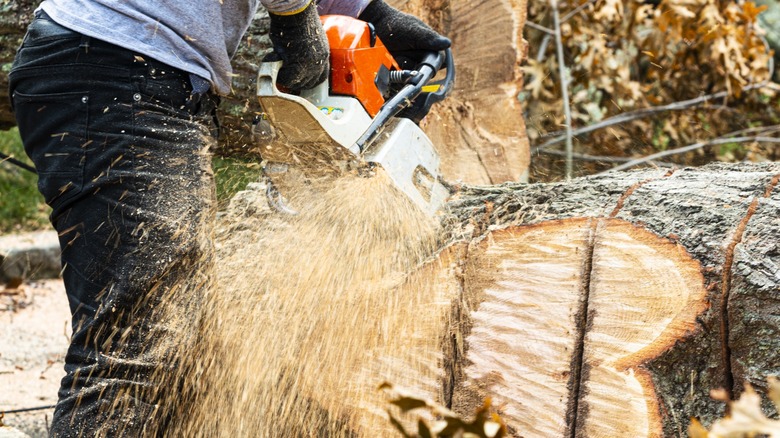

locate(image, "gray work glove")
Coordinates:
358 0 451 67
267 2 329 90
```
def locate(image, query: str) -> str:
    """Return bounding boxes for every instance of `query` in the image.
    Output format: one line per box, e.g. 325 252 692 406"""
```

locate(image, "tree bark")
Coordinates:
220 161 780 436
0 1 531 184
0 0 37 130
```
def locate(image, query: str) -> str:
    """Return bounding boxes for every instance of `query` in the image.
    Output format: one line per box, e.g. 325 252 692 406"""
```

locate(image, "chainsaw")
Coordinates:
256 14 455 216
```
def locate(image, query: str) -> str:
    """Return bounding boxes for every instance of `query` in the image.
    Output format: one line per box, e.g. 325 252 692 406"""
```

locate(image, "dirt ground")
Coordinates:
0 280 70 437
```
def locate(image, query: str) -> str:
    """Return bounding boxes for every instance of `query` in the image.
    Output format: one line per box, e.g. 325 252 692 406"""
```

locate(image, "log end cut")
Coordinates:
452 218 708 437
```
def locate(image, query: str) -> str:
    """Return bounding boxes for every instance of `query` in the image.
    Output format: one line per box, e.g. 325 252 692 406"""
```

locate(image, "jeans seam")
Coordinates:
10 63 131 77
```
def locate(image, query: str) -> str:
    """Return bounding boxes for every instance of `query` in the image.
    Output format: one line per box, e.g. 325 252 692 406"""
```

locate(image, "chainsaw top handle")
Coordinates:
406 49 456 121
355 48 455 152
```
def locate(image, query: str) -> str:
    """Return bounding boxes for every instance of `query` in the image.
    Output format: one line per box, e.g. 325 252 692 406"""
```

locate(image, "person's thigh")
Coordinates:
10 14 217 437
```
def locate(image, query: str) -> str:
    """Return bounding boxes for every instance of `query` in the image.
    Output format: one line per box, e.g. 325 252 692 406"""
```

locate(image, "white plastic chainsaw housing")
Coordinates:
258 62 370 155
362 118 450 217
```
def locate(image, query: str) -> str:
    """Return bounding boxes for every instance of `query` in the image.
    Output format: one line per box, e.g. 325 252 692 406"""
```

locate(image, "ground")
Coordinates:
0 280 69 437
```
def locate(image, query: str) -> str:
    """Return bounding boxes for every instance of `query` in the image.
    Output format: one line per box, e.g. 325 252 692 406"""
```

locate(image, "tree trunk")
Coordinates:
0 0 37 130
444 161 780 436
220 161 780 437
0 1 531 184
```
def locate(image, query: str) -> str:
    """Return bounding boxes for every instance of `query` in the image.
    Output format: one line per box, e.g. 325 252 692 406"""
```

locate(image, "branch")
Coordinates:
724 124 780 138
550 0 574 180
525 21 555 35
597 136 780 174
536 34 553 62
538 148 674 167
532 90 725 153
561 0 598 23
531 31 776 155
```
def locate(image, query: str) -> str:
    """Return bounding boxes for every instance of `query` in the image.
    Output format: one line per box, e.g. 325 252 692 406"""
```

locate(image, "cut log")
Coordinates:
388 0 531 184
442 162 780 436
216 162 780 437
0 1 531 183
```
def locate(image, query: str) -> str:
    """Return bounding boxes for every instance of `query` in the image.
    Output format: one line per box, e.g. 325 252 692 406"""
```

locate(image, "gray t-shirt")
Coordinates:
39 0 371 95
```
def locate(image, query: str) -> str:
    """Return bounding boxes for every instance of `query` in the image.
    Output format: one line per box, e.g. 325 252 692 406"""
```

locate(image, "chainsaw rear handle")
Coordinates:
355 48 455 152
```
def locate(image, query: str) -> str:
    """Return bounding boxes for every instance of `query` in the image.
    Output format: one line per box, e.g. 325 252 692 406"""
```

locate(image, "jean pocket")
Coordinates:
137 61 192 110
13 90 89 210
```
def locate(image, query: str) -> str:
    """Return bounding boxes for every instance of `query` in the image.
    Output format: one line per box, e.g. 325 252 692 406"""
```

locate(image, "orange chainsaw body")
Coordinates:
321 15 399 117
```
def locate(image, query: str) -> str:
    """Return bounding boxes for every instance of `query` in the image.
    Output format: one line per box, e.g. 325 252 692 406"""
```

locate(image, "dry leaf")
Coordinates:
594 0 624 21
690 379 780 438
521 59 553 99
769 376 780 416
381 382 508 438
523 0 774 166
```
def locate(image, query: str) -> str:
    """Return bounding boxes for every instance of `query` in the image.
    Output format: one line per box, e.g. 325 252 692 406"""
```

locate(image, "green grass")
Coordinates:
0 128 50 233
212 155 264 209
0 127 263 233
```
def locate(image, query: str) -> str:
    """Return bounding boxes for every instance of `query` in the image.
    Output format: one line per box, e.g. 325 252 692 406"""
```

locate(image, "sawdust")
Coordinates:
163 170 443 436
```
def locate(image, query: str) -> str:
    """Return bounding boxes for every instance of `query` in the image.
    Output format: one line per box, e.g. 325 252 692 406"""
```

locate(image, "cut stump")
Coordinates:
388 0 531 184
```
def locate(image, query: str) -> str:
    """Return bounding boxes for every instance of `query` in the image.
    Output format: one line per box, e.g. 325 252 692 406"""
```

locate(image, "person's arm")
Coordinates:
315 0 372 17
318 0 452 57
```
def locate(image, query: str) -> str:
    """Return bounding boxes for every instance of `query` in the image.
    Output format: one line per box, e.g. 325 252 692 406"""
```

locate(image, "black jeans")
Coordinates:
9 12 217 437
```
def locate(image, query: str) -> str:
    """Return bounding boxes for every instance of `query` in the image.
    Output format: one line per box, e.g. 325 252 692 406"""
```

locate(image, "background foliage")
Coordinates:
0 128 48 233
523 0 780 180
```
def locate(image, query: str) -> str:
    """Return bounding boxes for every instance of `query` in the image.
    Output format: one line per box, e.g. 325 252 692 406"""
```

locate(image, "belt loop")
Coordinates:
79 35 91 52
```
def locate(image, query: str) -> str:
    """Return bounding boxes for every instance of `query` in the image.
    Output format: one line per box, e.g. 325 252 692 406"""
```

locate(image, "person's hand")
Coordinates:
267 2 329 90
358 0 451 67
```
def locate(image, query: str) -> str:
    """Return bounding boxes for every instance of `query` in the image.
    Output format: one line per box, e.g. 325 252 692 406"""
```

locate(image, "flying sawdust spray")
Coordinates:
163 169 445 436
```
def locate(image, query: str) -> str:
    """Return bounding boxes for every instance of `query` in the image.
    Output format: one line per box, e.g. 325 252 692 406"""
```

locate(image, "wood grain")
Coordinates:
388 0 531 184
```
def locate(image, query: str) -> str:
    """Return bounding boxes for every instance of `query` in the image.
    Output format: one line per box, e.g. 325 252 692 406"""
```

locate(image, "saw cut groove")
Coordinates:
721 172 780 396
566 219 598 438
444 244 470 410
578 219 706 437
